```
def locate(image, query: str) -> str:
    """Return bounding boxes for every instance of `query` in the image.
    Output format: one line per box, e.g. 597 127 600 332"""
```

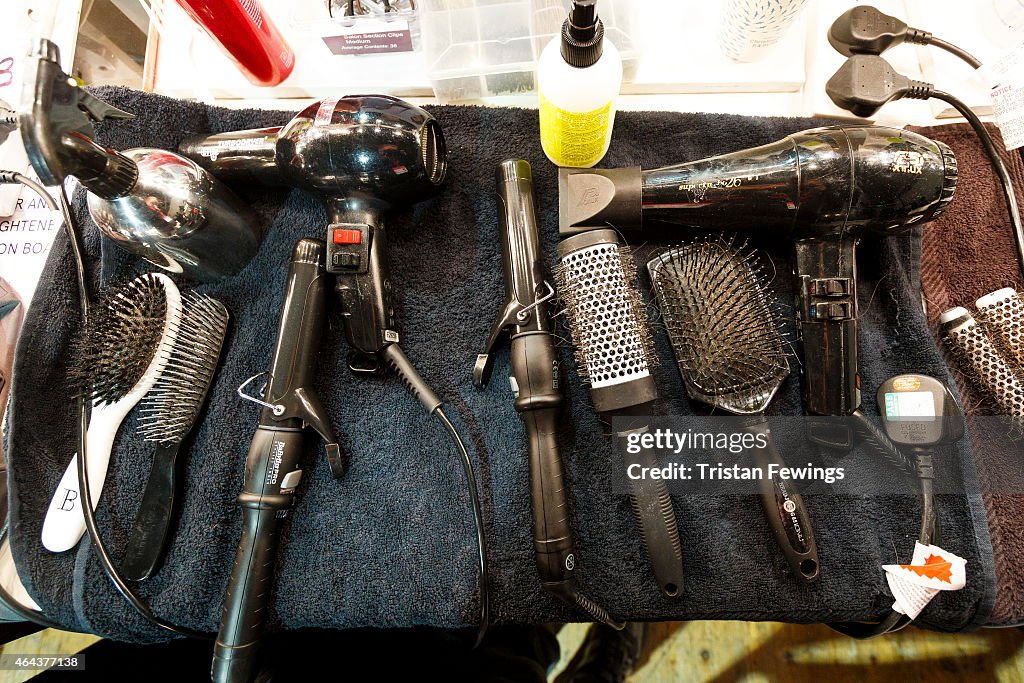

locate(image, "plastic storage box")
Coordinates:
419 0 637 102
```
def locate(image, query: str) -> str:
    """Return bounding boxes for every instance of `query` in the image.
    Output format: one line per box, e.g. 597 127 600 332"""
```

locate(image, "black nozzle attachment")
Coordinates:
561 0 604 68
558 166 641 235
19 39 137 196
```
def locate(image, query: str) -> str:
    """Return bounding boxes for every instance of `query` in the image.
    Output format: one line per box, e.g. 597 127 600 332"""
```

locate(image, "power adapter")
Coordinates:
825 54 932 118
828 6 931 58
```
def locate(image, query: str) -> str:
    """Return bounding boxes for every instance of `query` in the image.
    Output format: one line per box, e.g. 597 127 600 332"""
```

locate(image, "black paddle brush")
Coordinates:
123 293 230 581
648 239 820 582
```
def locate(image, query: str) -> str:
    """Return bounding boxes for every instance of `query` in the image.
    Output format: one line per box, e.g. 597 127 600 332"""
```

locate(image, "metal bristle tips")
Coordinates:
137 294 229 444
555 229 659 414
71 273 169 406
555 236 657 389
648 238 789 415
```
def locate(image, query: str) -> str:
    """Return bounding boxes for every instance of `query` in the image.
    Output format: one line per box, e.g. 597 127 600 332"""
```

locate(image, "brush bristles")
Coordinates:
555 242 657 389
70 273 168 406
137 294 228 444
649 238 788 414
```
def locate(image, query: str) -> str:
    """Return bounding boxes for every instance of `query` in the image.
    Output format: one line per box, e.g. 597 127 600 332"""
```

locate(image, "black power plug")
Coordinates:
825 54 933 118
828 5 931 58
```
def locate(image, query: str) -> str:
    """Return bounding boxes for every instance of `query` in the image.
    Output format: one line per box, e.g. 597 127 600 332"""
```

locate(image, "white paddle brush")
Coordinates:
42 273 182 552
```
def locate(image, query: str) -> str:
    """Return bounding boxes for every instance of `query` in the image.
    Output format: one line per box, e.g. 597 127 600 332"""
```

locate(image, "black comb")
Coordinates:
649 238 820 583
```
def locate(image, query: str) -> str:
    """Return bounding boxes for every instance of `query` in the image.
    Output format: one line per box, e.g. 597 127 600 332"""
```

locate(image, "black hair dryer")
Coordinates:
559 126 957 445
180 95 446 371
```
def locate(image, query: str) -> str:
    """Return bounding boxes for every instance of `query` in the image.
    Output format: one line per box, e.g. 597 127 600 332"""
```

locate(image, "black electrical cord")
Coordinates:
382 342 490 646
827 448 939 640
435 408 490 646
928 89 1024 276
926 37 983 70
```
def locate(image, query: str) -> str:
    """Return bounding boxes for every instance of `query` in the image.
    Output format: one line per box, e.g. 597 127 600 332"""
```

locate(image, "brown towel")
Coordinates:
909 123 1024 624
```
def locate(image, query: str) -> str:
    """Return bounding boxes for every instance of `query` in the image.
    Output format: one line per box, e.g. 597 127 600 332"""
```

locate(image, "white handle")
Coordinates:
41 407 121 552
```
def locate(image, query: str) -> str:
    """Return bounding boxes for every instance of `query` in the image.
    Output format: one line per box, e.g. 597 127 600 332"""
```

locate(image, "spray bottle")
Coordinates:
537 0 621 168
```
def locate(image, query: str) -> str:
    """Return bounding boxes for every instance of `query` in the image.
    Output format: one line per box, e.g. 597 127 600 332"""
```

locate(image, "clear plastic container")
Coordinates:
419 0 637 102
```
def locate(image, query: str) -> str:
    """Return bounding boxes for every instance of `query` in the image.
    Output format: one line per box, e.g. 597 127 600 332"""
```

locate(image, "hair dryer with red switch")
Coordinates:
179 96 491 681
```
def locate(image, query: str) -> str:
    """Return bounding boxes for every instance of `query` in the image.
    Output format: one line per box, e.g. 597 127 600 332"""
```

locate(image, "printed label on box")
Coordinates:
322 18 413 56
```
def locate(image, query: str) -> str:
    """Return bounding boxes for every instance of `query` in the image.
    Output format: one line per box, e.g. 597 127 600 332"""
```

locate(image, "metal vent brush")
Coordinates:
940 306 1024 422
42 273 182 553
648 239 819 582
976 288 1024 370
121 294 230 581
555 229 684 598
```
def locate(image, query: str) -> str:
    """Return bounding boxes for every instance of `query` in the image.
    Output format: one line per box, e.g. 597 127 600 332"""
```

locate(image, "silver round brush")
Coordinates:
940 306 1024 419
554 229 658 413
122 293 229 581
555 229 683 598
976 288 1024 371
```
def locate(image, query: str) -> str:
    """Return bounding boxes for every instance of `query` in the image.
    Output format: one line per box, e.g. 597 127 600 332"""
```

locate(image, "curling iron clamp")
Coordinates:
475 160 621 628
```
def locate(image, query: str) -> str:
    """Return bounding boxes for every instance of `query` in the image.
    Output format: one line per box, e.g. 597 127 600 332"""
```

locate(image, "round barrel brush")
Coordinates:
940 306 1024 422
975 288 1024 371
555 229 685 598
121 294 229 581
647 238 820 582
42 273 183 553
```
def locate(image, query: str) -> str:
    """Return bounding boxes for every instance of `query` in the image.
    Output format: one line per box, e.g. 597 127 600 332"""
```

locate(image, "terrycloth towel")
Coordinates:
7 89 994 640
910 123 1024 625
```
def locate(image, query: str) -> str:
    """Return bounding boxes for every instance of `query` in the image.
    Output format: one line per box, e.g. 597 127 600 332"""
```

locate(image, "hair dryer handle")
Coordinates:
795 236 861 445
326 207 399 370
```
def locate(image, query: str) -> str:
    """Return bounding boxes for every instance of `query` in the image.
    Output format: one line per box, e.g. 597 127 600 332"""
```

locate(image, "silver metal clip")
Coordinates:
237 372 285 416
516 281 555 322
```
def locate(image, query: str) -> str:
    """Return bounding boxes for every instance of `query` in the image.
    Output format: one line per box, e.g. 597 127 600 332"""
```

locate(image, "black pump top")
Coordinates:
560 0 604 68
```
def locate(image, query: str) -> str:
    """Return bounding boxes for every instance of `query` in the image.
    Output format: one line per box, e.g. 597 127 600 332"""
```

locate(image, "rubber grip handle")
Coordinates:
621 439 684 597
211 504 279 683
744 419 819 582
511 332 575 588
121 442 182 581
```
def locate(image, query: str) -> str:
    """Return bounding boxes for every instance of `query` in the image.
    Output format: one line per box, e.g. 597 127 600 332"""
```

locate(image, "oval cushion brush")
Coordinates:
42 273 183 553
121 294 229 581
647 239 820 582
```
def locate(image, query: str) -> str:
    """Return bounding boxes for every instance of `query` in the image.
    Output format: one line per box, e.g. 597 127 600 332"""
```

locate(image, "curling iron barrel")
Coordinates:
559 126 956 422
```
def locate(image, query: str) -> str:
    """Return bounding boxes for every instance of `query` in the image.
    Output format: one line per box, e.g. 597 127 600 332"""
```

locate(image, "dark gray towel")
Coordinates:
7 88 994 641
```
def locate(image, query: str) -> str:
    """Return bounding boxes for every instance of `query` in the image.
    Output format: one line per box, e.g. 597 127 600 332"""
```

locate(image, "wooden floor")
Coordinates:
1 621 1023 681
553 622 1024 682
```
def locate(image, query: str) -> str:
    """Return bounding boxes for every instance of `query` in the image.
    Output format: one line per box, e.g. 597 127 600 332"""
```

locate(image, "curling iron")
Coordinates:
475 159 621 627
559 125 957 448
218 238 341 683
181 97 490 674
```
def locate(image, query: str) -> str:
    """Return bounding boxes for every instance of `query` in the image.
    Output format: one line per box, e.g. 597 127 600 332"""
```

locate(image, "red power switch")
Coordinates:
333 228 362 244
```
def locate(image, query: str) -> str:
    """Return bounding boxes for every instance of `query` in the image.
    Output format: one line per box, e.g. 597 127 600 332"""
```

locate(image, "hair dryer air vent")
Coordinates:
421 120 447 186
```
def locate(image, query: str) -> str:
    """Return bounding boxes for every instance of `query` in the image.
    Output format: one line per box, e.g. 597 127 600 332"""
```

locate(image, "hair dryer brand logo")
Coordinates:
890 150 925 174
576 184 601 209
